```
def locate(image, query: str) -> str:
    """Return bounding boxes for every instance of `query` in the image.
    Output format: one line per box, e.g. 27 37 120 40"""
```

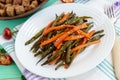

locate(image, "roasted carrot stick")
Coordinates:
43 22 88 36
89 30 95 37
40 32 65 47
65 35 84 41
42 20 54 35
71 40 101 53
54 23 88 47
49 56 61 65
75 38 87 56
75 30 96 56
57 12 70 23
49 49 60 65
76 30 90 39
64 64 69 69
57 43 62 49
43 25 74 35
65 30 95 41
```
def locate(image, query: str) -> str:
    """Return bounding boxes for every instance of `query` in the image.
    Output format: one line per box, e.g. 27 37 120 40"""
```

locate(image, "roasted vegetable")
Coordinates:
25 12 105 70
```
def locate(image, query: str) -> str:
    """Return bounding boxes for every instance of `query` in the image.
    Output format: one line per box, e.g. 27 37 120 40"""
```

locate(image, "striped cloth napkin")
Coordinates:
0 0 120 80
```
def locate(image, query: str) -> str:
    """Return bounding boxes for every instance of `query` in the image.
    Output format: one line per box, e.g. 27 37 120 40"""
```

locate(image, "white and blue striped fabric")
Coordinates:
1 0 120 80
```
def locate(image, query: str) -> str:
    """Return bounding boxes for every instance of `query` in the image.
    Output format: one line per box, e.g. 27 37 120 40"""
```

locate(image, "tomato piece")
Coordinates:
3 28 12 40
0 54 12 65
61 0 74 3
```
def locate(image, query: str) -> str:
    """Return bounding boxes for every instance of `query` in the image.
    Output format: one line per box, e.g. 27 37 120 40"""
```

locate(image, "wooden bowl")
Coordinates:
0 0 48 20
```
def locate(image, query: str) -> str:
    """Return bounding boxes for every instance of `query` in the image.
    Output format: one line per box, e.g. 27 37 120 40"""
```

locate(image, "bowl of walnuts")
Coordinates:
0 0 48 20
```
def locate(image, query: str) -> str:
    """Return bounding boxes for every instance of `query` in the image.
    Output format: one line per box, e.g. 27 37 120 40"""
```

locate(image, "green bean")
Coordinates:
32 46 40 53
66 45 71 64
65 14 77 25
69 17 80 25
47 54 52 59
41 46 55 59
70 52 76 63
55 51 66 65
30 35 44 51
56 12 75 25
83 19 88 22
65 52 76 68
47 41 73 63
89 34 105 42
86 22 94 26
41 60 49 66
56 29 65 34
36 45 55 64
51 13 64 27
71 39 80 47
93 30 104 36
83 24 93 33
55 58 62 65
79 16 92 19
55 62 65 70
47 13 64 39
41 43 53 51
56 12 74 25
34 50 43 57
25 28 44 45
64 11 75 24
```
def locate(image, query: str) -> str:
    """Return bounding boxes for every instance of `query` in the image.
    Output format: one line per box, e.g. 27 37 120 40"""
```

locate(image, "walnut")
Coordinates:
0 9 6 16
0 0 5 3
22 0 30 7
29 0 38 9
4 3 11 9
31 0 38 7
0 0 41 17
6 0 12 4
24 6 30 11
13 0 22 5
15 5 25 15
6 5 15 16
0 3 5 9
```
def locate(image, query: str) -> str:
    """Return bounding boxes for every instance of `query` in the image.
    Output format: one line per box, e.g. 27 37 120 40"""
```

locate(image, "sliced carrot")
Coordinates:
65 35 84 41
57 12 70 23
75 30 95 56
52 49 59 55
49 56 60 65
40 32 65 47
82 38 87 44
43 23 88 36
65 30 95 41
54 23 88 47
76 49 81 57
76 30 90 39
49 49 60 65
89 30 95 37
71 40 101 53
57 43 62 49
42 20 54 35
43 25 74 35
64 64 69 69
75 38 87 56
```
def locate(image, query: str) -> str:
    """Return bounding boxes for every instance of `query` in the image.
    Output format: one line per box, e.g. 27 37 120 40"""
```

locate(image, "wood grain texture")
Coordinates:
112 35 120 80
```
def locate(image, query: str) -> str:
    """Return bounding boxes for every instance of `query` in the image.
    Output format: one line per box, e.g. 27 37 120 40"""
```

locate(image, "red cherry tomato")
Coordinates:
0 54 12 65
3 28 12 40
61 0 74 3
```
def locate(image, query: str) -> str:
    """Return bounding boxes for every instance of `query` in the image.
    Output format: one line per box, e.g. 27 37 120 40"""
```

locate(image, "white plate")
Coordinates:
15 3 115 78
